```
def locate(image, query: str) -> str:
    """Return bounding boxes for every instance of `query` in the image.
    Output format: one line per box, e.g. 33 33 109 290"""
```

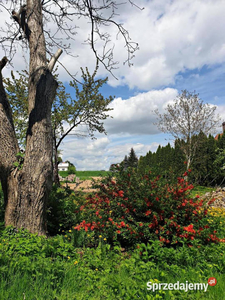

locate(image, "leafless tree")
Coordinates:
0 0 140 234
154 90 220 171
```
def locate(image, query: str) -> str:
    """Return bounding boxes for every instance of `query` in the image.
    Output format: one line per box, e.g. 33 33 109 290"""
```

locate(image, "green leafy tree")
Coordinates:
4 64 114 185
65 161 76 175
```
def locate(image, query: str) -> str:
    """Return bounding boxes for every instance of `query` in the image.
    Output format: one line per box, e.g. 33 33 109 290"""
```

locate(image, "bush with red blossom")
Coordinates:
73 166 219 247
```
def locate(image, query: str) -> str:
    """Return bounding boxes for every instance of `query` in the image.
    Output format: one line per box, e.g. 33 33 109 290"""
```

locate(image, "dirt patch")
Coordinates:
63 177 102 193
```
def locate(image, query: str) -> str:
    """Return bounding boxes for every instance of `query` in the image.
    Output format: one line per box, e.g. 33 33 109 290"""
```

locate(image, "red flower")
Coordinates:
183 224 195 234
139 223 143 227
118 190 124 197
145 210 151 216
117 230 121 234
120 221 126 227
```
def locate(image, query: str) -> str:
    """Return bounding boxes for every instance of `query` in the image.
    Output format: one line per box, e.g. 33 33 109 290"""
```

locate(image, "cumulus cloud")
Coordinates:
61 135 162 170
2 0 225 91
104 88 178 134
107 0 225 89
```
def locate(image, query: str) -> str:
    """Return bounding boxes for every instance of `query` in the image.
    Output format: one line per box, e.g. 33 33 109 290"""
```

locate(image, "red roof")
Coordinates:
215 133 223 140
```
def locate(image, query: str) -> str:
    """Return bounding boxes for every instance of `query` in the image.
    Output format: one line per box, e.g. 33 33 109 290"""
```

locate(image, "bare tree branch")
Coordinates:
48 48 63 71
0 0 140 77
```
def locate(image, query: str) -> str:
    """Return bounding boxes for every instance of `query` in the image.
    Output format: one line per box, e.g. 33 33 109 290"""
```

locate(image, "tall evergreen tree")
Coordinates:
128 148 138 168
122 155 129 170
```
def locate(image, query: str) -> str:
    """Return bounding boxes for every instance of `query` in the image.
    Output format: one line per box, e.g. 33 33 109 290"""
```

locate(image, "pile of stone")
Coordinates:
66 174 76 182
204 187 225 208
59 174 77 182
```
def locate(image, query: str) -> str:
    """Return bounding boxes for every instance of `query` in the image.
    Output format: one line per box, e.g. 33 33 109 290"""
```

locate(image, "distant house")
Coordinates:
58 162 69 171
215 122 225 140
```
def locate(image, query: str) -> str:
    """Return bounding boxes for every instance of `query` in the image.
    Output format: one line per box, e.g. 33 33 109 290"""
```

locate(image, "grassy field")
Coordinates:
190 185 214 198
59 170 110 180
0 227 225 300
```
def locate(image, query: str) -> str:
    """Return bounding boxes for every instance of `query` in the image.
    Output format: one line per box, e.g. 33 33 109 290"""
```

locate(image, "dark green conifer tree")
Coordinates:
128 148 138 168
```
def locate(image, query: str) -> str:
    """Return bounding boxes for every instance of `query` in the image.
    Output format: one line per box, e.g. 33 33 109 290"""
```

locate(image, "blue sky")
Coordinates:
56 0 225 170
1 0 225 170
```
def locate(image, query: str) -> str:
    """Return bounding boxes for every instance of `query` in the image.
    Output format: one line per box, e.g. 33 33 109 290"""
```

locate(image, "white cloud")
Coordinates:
105 88 178 134
2 0 225 91
104 0 225 89
61 135 162 170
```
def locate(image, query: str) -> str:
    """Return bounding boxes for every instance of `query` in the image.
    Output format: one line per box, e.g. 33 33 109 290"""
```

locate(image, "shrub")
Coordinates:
73 166 221 248
47 185 84 235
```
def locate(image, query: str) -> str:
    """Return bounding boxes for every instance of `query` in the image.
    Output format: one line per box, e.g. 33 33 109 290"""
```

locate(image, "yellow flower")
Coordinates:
104 238 107 241
69 230 72 233
65 235 67 237
95 268 98 271
68 256 70 259
99 235 102 238
74 261 78 265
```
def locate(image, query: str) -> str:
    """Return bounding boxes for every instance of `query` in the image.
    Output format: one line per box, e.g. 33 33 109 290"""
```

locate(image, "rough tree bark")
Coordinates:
0 0 61 234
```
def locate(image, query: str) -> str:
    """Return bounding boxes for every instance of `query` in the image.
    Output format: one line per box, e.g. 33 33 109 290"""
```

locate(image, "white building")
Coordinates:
58 162 69 171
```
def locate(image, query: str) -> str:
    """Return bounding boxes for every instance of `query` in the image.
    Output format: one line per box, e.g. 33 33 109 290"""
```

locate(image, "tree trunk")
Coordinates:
53 136 60 186
0 0 59 235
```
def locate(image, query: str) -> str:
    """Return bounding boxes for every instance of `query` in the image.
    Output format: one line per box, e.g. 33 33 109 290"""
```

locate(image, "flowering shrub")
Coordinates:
73 166 220 247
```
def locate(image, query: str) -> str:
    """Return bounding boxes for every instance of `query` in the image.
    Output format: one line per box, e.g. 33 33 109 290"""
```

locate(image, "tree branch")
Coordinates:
12 5 30 40
48 48 63 72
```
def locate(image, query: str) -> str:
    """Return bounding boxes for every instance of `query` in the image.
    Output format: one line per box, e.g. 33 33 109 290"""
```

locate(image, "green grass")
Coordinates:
59 170 109 180
76 170 109 180
0 215 225 300
191 185 214 198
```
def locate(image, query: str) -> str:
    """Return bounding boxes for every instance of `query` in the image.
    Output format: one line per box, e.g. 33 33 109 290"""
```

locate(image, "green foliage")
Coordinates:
138 131 225 186
0 226 225 299
127 148 138 168
138 142 186 179
13 151 25 170
0 184 4 228
3 65 114 180
47 185 84 235
68 165 76 175
3 71 29 147
59 171 69 178
74 166 220 248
